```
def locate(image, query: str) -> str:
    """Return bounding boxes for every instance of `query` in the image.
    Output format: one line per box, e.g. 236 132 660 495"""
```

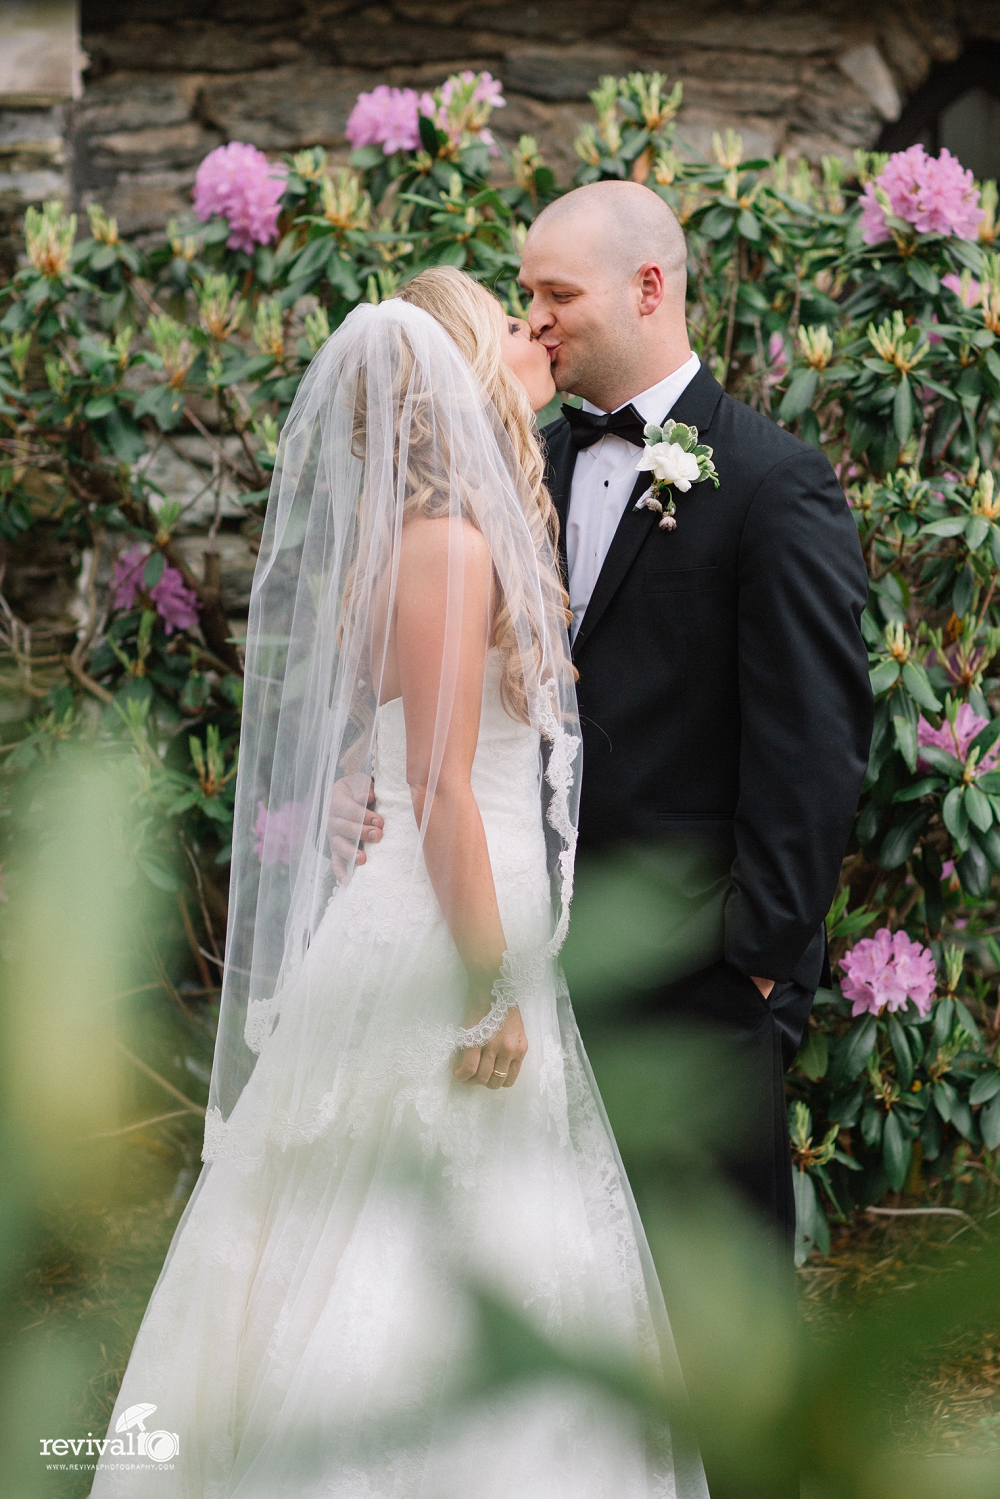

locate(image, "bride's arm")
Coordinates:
396 516 527 1091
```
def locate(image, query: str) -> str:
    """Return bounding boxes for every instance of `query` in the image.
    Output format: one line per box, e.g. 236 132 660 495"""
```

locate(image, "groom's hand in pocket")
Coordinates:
328 772 382 883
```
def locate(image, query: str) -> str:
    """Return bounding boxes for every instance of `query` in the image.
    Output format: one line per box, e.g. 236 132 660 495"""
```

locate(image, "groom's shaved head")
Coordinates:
531 181 687 293
520 181 692 410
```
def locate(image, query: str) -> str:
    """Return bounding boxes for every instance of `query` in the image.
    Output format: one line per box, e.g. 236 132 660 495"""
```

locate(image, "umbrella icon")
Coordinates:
116 1403 157 1434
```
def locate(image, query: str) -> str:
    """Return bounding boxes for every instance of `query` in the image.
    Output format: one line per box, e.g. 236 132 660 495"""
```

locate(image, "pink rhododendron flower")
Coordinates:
860 145 983 245
442 70 505 110
149 566 200 634
419 71 505 153
347 72 504 158
942 271 981 308
345 85 423 154
112 544 200 636
765 330 788 387
917 704 1000 774
253 800 311 867
193 142 287 254
839 928 936 1017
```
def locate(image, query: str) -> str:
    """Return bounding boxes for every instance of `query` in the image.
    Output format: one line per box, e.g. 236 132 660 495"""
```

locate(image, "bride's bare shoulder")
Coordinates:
398 514 491 577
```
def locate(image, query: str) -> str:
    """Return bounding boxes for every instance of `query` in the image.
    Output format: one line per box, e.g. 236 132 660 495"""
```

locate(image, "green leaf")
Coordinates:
418 112 440 156
142 550 165 589
327 252 361 302
879 807 929 869
701 206 736 240
797 1029 828 1081
893 776 944 802
908 258 940 294
918 745 963 779
933 996 956 1048
861 1104 883 1148
968 715 1000 761
965 514 990 551
965 783 994 832
198 796 232 825
970 1072 1000 1105
737 209 761 241
888 1017 913 1089
901 660 942 712
882 1110 912 1192
83 393 115 419
133 383 185 432
137 856 182 892
832 1015 878 1085
289 234 335 283
101 405 146 463
892 714 918 771
922 517 969 537
349 144 386 169
933 1078 956 1122
943 784 970 841
976 823 1000 872
957 840 991 895
951 1095 977 1142
778 368 818 423
202 216 231 245
869 658 901 695
217 352 276 387
953 564 975 618
953 999 982 1048
981 1095 1000 1151
893 375 914 446
793 1169 829 1267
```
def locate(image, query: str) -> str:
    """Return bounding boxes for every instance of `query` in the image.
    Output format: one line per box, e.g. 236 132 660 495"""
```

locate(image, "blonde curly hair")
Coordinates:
393 266 573 720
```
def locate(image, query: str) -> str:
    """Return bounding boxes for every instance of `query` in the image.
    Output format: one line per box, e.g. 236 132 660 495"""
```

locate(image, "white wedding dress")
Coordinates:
90 651 705 1499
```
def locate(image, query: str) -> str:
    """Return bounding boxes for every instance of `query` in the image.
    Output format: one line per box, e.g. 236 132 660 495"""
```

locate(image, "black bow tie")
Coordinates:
563 402 647 450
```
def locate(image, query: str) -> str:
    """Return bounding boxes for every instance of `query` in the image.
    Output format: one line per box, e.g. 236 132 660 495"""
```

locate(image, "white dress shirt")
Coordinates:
565 351 701 641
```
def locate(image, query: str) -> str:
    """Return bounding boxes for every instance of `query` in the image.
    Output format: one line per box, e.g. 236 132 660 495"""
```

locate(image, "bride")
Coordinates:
90 268 707 1498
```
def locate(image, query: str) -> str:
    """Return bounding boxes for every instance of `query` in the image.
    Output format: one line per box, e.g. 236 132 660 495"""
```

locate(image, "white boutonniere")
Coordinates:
634 420 719 531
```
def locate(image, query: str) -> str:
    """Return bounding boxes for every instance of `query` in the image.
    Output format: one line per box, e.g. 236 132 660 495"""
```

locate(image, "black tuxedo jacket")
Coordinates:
543 364 873 990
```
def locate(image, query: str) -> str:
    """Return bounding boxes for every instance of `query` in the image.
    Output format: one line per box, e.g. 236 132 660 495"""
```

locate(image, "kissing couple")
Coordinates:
91 180 871 1499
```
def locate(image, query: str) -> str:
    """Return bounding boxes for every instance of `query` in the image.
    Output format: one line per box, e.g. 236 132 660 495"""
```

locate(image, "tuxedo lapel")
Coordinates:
543 418 576 580
571 365 725 657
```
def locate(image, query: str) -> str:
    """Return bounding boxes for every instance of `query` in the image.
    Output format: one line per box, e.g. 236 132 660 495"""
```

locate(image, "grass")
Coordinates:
798 1213 1000 1460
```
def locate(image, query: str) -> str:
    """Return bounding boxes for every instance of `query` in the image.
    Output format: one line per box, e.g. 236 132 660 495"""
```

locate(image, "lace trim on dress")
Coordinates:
452 688 578 1050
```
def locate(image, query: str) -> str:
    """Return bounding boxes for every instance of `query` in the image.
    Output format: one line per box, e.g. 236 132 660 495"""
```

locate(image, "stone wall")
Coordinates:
0 2 81 275
60 1 1000 237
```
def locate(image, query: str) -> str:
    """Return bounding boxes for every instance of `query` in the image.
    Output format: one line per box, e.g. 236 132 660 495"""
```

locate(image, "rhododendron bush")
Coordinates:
4 72 1000 1257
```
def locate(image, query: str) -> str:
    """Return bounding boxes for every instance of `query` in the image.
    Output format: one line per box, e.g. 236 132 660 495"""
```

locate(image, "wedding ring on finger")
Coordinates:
490 1068 507 1081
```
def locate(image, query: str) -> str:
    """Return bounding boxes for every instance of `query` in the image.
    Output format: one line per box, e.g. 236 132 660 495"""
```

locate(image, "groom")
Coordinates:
520 182 871 1498
519 181 872 1250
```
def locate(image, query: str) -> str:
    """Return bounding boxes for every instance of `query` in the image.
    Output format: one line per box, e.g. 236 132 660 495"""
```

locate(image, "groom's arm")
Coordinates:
724 447 873 983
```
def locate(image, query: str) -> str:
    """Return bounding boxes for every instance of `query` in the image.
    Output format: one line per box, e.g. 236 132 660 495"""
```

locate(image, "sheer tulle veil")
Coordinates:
202 297 581 1151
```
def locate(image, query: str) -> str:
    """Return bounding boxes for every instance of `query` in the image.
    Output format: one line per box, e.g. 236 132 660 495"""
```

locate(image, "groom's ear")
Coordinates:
635 263 666 318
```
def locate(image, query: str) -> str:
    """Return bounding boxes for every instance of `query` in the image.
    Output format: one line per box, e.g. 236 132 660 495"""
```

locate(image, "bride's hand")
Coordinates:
327 773 382 883
452 1002 527 1090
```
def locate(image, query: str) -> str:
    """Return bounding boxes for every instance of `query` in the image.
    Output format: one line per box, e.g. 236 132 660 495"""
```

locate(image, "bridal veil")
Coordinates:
203 297 581 1151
